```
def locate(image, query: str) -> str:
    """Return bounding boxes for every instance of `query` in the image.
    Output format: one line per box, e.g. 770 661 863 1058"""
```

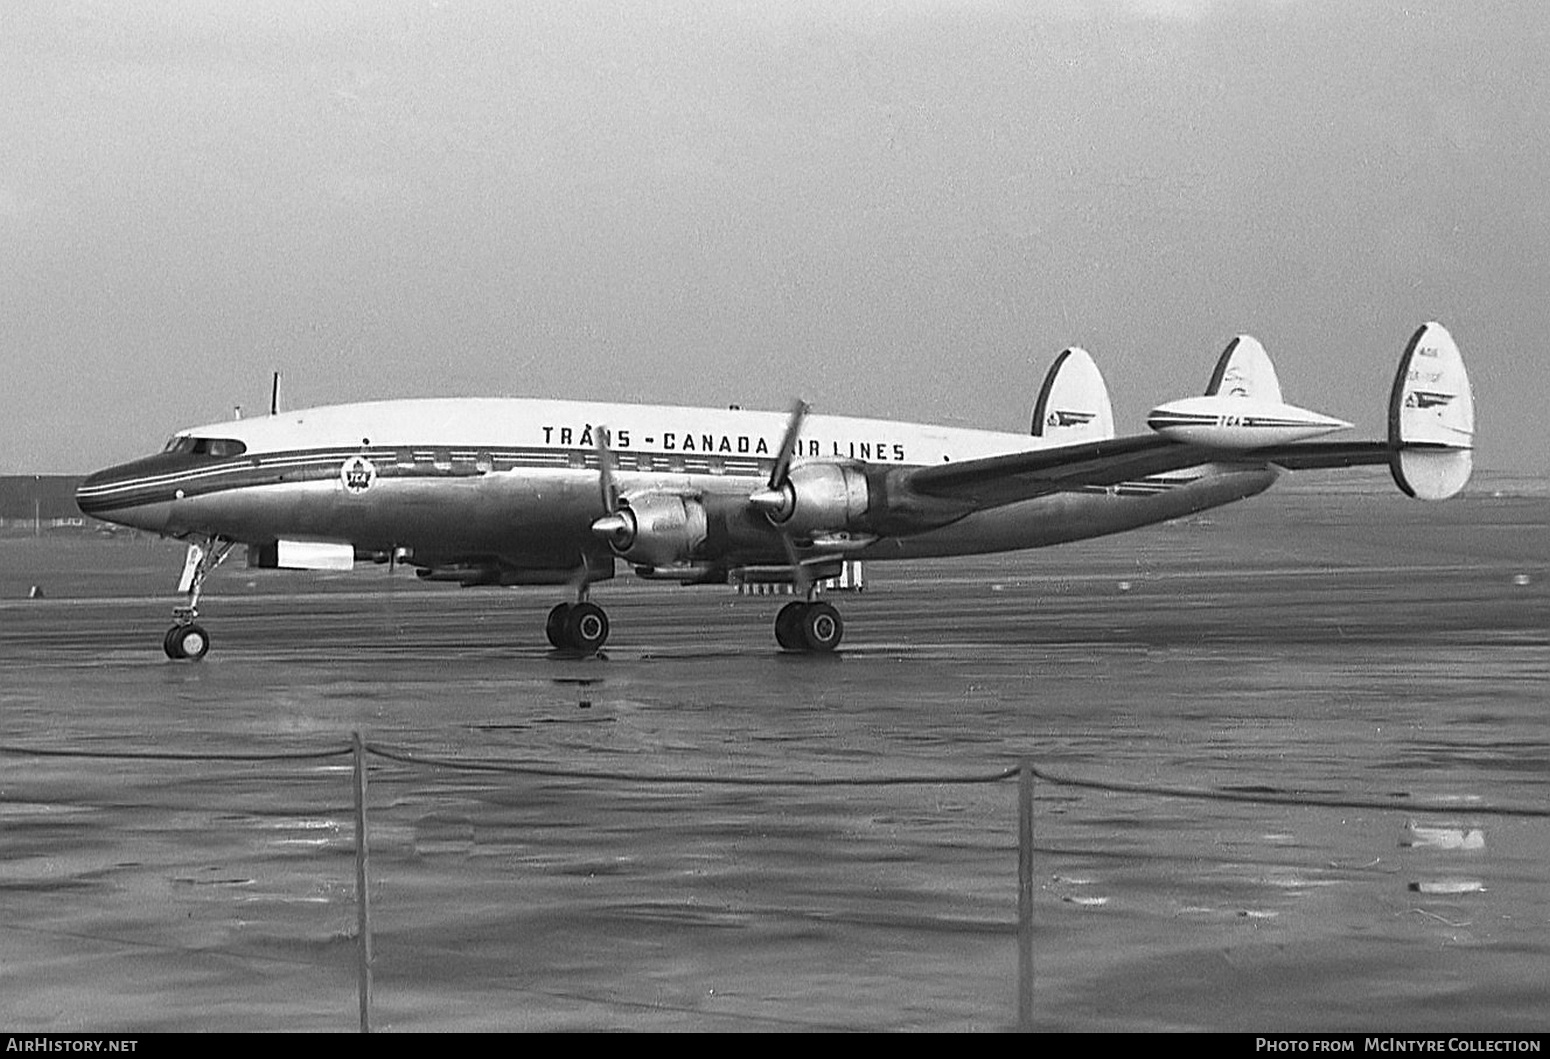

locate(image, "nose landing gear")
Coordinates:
163 537 235 661
164 619 211 661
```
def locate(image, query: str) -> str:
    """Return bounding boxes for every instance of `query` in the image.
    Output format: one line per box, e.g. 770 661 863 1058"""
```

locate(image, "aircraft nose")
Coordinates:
75 459 172 532
74 467 116 518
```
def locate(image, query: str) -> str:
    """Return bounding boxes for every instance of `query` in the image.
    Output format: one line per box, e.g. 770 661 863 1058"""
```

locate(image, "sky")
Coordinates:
2 0 1545 476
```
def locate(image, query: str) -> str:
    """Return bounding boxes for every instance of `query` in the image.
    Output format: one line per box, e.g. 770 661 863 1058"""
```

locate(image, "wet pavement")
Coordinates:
1 488 1546 1031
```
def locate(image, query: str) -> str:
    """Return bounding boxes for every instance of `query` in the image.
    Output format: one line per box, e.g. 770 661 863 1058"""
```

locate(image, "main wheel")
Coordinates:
563 601 610 654
545 603 572 648
774 601 806 650
165 623 211 661
799 602 843 653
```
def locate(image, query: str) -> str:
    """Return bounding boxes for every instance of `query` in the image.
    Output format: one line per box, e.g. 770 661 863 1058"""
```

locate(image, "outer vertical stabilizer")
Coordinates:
1388 322 1474 500
1031 347 1115 442
1205 335 1283 402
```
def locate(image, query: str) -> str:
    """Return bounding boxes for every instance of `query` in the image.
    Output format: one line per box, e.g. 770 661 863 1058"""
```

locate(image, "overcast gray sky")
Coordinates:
3 1 1545 476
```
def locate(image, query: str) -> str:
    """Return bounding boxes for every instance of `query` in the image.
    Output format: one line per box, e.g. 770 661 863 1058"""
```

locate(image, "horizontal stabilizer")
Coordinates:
1205 335 1283 403
1388 322 1474 499
1031 347 1114 443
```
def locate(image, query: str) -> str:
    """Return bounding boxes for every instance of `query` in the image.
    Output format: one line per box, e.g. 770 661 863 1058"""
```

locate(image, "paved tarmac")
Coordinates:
0 487 1546 1031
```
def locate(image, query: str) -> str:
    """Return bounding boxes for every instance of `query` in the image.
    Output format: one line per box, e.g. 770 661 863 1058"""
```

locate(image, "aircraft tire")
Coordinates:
564 602 610 654
545 603 572 649
799 602 843 653
166 623 210 661
774 601 806 650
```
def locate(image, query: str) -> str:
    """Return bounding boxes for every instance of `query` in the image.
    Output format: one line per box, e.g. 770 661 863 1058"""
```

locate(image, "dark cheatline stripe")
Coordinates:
1146 413 1218 427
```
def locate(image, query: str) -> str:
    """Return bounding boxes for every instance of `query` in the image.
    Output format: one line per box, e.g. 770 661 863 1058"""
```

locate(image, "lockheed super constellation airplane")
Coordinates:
76 322 1474 659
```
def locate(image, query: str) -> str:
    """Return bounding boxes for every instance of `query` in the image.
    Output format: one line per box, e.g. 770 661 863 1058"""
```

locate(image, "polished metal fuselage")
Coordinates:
76 397 1278 575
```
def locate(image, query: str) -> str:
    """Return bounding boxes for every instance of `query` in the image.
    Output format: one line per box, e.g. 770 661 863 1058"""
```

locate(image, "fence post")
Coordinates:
1018 758 1034 1031
353 731 373 1033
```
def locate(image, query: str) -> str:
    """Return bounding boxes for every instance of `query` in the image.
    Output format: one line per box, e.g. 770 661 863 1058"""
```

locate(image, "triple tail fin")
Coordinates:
1388 322 1474 499
1205 335 1283 402
1031 347 1115 443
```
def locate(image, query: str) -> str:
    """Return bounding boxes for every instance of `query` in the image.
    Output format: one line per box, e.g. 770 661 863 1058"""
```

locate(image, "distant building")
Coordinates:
0 475 88 530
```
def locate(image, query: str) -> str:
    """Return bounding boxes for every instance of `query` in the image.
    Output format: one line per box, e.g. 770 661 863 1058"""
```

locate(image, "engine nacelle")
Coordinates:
756 462 871 537
594 493 708 567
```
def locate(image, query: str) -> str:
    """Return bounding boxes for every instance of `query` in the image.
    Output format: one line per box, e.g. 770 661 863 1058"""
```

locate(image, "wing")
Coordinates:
901 435 1402 509
903 433 1211 507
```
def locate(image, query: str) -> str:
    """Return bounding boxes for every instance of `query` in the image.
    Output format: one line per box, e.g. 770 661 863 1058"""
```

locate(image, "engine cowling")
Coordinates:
591 493 708 567
749 462 870 537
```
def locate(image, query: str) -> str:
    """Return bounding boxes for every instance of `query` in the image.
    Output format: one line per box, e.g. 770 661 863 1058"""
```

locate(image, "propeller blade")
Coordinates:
768 398 809 490
595 425 619 514
759 400 814 595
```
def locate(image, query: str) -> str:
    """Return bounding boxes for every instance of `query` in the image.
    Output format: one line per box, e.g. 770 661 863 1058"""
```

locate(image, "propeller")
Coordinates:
748 398 808 523
589 425 633 549
749 399 813 596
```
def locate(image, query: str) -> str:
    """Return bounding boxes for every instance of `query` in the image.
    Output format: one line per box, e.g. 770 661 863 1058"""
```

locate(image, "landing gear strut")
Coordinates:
163 536 235 661
545 593 610 655
774 599 844 653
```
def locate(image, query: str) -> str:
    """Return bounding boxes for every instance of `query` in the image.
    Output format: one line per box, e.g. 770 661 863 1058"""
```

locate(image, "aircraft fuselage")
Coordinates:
76 397 1275 572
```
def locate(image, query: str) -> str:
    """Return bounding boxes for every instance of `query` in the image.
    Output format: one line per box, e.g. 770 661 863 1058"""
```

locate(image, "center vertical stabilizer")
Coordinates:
1205 335 1283 402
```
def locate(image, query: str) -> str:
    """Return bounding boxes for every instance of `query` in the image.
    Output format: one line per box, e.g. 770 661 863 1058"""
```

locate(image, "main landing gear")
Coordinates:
545 595 611 655
164 536 236 661
774 599 844 653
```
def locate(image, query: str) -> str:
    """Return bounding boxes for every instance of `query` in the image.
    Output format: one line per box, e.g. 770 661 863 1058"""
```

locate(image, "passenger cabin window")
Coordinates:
163 436 246 457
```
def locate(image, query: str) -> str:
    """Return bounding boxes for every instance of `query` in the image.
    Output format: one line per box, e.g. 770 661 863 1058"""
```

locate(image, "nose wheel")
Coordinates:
774 600 843 653
164 621 211 661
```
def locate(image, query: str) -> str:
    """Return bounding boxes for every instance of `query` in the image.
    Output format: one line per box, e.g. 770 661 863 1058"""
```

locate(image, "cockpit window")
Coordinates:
162 436 247 457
